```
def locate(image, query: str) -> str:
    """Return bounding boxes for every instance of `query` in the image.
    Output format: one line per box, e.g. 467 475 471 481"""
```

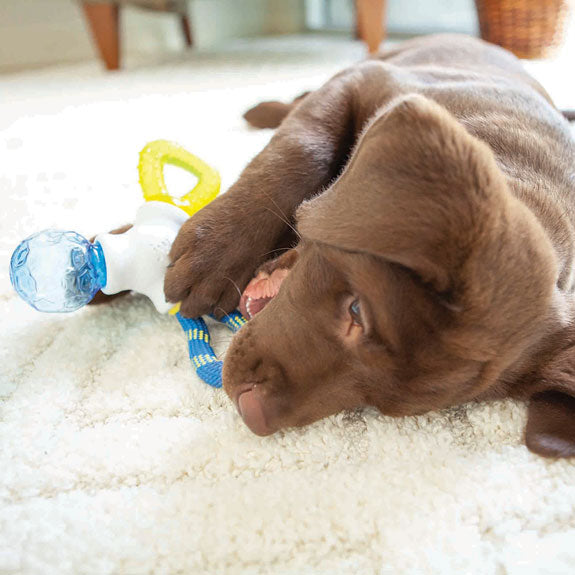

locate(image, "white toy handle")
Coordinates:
95 202 189 313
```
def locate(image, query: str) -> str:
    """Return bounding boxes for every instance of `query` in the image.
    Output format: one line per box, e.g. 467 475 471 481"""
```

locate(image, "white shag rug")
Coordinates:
1 36 575 575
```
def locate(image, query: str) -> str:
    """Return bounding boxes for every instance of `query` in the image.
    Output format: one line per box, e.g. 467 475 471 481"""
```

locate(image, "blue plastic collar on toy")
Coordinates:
91 241 108 290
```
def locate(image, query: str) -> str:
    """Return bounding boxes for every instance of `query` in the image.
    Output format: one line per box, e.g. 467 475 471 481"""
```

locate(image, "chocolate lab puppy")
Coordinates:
118 35 575 457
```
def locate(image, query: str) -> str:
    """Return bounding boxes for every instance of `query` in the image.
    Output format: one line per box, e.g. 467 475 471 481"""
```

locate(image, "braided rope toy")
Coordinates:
176 311 247 388
139 140 247 388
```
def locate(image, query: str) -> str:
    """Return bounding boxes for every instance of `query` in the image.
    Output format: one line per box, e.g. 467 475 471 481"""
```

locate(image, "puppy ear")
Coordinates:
526 391 575 458
524 339 575 458
297 95 557 360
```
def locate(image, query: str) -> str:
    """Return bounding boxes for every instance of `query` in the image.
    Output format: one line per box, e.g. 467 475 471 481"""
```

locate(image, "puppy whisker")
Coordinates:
263 206 302 242
259 247 291 259
223 276 243 300
261 190 302 240
214 306 239 324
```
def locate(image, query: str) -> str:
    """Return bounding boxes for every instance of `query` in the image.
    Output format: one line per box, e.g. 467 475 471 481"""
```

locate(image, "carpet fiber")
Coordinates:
1 36 575 574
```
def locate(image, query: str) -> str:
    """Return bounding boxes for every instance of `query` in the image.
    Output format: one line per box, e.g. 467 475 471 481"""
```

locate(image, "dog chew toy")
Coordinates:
9 140 246 388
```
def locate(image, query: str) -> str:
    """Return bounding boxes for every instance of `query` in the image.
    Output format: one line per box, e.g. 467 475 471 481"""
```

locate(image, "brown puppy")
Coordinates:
164 34 575 457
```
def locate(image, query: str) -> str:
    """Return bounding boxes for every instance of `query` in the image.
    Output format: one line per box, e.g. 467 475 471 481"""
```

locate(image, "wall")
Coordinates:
0 0 306 72
305 0 478 35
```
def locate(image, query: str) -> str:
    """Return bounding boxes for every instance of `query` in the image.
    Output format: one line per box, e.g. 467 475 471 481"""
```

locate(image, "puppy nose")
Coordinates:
237 385 273 436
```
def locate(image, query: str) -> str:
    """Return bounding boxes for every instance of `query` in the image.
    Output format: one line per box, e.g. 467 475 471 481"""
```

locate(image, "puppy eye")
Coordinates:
349 298 362 325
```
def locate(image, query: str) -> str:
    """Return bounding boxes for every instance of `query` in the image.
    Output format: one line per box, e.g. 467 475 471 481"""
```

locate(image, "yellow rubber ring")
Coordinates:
138 140 220 217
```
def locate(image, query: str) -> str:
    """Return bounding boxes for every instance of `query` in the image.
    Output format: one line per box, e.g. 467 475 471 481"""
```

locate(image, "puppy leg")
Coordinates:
243 92 310 129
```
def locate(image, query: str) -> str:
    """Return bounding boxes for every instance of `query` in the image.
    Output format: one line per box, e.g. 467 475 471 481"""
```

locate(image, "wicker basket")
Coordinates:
475 0 572 59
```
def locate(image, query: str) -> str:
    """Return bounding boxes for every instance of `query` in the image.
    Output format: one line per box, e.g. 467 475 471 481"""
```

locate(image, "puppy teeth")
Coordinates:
245 297 253 319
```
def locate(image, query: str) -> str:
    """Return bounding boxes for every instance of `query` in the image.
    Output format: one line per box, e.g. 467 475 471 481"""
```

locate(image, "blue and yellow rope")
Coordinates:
175 310 246 388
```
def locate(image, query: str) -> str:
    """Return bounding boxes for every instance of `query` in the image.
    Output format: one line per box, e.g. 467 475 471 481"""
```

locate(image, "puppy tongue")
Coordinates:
238 389 273 436
239 268 290 319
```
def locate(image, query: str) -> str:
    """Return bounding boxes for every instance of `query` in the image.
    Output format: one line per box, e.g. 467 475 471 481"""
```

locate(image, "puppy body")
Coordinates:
165 35 575 457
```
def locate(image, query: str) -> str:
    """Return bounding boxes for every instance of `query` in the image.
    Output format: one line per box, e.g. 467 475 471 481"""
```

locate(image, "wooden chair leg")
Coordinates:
353 0 362 39
82 2 121 71
180 14 193 47
356 0 387 54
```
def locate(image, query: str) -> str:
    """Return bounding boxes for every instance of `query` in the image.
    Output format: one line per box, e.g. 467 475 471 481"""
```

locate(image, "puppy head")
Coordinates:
223 95 558 443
